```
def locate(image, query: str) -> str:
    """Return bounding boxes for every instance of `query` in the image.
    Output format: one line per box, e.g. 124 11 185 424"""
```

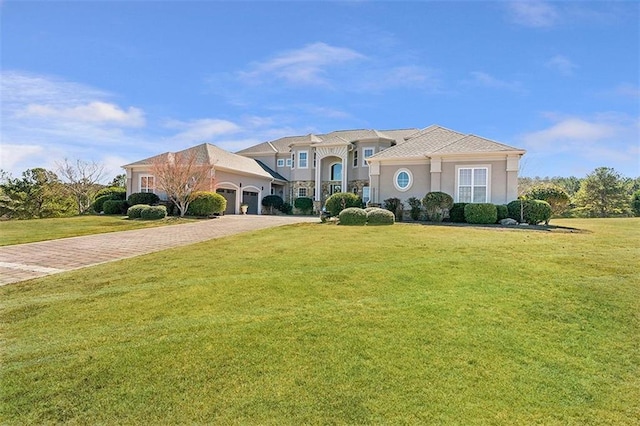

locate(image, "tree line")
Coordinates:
519 167 640 218
1 162 639 220
0 159 125 220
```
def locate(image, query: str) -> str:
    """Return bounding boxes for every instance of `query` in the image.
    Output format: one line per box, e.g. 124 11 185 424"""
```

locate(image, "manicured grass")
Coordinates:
0 215 197 246
1 218 638 424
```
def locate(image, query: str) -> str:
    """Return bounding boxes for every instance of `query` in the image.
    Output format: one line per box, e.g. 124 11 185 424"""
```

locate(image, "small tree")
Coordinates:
150 150 214 217
631 190 640 217
57 159 106 214
523 184 570 216
574 167 630 217
383 197 404 221
325 192 362 216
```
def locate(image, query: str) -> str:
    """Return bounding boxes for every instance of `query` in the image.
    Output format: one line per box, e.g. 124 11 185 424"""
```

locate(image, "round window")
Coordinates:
394 169 412 191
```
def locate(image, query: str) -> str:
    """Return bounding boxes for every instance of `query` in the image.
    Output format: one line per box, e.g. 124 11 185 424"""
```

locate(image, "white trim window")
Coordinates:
286 158 292 167
457 167 489 203
277 159 285 167
298 151 308 169
291 153 295 169
353 150 359 168
298 187 307 197
362 186 370 203
140 175 155 193
313 152 317 168
393 168 412 192
362 147 374 167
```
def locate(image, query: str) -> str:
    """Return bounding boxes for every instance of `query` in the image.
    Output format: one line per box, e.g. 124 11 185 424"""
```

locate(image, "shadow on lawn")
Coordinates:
405 221 589 233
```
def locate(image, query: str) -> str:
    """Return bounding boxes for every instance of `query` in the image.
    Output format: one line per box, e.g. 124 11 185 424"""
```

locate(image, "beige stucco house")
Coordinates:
123 143 285 215
123 125 525 214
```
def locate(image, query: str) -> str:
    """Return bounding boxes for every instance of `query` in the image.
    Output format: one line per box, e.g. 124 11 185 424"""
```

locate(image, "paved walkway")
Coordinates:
0 215 318 286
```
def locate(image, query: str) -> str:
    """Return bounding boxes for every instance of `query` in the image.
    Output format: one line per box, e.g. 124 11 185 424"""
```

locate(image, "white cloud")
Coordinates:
465 71 525 93
0 144 45 175
546 55 578 76
518 114 640 176
238 42 366 86
19 101 145 127
164 118 241 144
507 1 559 28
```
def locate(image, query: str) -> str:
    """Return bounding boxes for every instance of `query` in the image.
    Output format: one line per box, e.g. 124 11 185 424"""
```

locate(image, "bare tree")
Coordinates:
150 149 215 217
57 159 105 214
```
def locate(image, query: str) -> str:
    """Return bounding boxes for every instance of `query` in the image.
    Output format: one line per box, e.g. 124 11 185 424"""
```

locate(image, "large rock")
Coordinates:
500 218 518 226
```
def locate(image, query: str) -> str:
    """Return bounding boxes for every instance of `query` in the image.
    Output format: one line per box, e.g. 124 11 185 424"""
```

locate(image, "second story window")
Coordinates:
298 151 308 168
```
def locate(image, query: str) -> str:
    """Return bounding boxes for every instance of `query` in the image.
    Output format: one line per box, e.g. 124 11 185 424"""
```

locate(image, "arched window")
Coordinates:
331 163 342 181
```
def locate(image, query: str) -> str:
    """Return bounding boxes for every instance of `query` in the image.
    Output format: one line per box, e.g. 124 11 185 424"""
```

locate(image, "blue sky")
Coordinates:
1 1 638 181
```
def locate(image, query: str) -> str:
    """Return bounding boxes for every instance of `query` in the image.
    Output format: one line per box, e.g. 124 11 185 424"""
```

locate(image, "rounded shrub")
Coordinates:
95 186 126 199
523 184 570 216
262 195 284 214
507 199 553 225
339 207 367 226
464 203 498 224
422 192 453 222
92 195 113 213
294 197 314 214
127 204 149 219
128 192 160 206
325 192 362 216
187 191 227 216
363 207 378 213
366 207 395 225
449 202 468 223
103 199 129 215
140 205 167 220
496 204 509 222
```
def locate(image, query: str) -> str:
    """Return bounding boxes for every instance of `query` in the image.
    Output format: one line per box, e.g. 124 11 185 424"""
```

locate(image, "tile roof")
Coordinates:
123 143 273 179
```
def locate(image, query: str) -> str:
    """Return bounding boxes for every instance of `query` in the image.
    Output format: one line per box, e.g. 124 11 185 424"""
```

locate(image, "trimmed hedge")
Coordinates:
95 186 126 199
187 191 226 216
507 199 553 225
127 204 149 219
367 207 395 225
363 207 378 213
128 192 160 206
325 192 362 216
339 207 367 226
294 197 314 214
496 204 509 221
103 199 129 215
92 195 113 213
407 197 422 221
464 203 498 224
262 195 284 213
422 192 453 222
140 205 167 220
449 203 468 223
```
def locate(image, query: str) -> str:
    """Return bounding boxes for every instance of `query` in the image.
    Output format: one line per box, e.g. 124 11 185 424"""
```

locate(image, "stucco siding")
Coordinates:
440 159 511 204
377 163 431 203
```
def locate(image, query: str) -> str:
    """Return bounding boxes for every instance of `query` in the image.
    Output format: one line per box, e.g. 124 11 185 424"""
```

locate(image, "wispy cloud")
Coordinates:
18 101 145 127
238 42 366 87
0 70 151 179
360 65 443 93
507 1 559 28
164 118 242 145
518 113 640 175
546 55 578 76
464 71 526 93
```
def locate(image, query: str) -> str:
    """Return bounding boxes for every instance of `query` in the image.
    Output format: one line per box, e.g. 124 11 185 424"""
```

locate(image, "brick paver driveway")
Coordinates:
0 215 318 286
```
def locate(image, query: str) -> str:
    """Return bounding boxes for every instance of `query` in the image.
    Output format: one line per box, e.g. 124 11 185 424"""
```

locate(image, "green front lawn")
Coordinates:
1 218 638 424
0 215 197 246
